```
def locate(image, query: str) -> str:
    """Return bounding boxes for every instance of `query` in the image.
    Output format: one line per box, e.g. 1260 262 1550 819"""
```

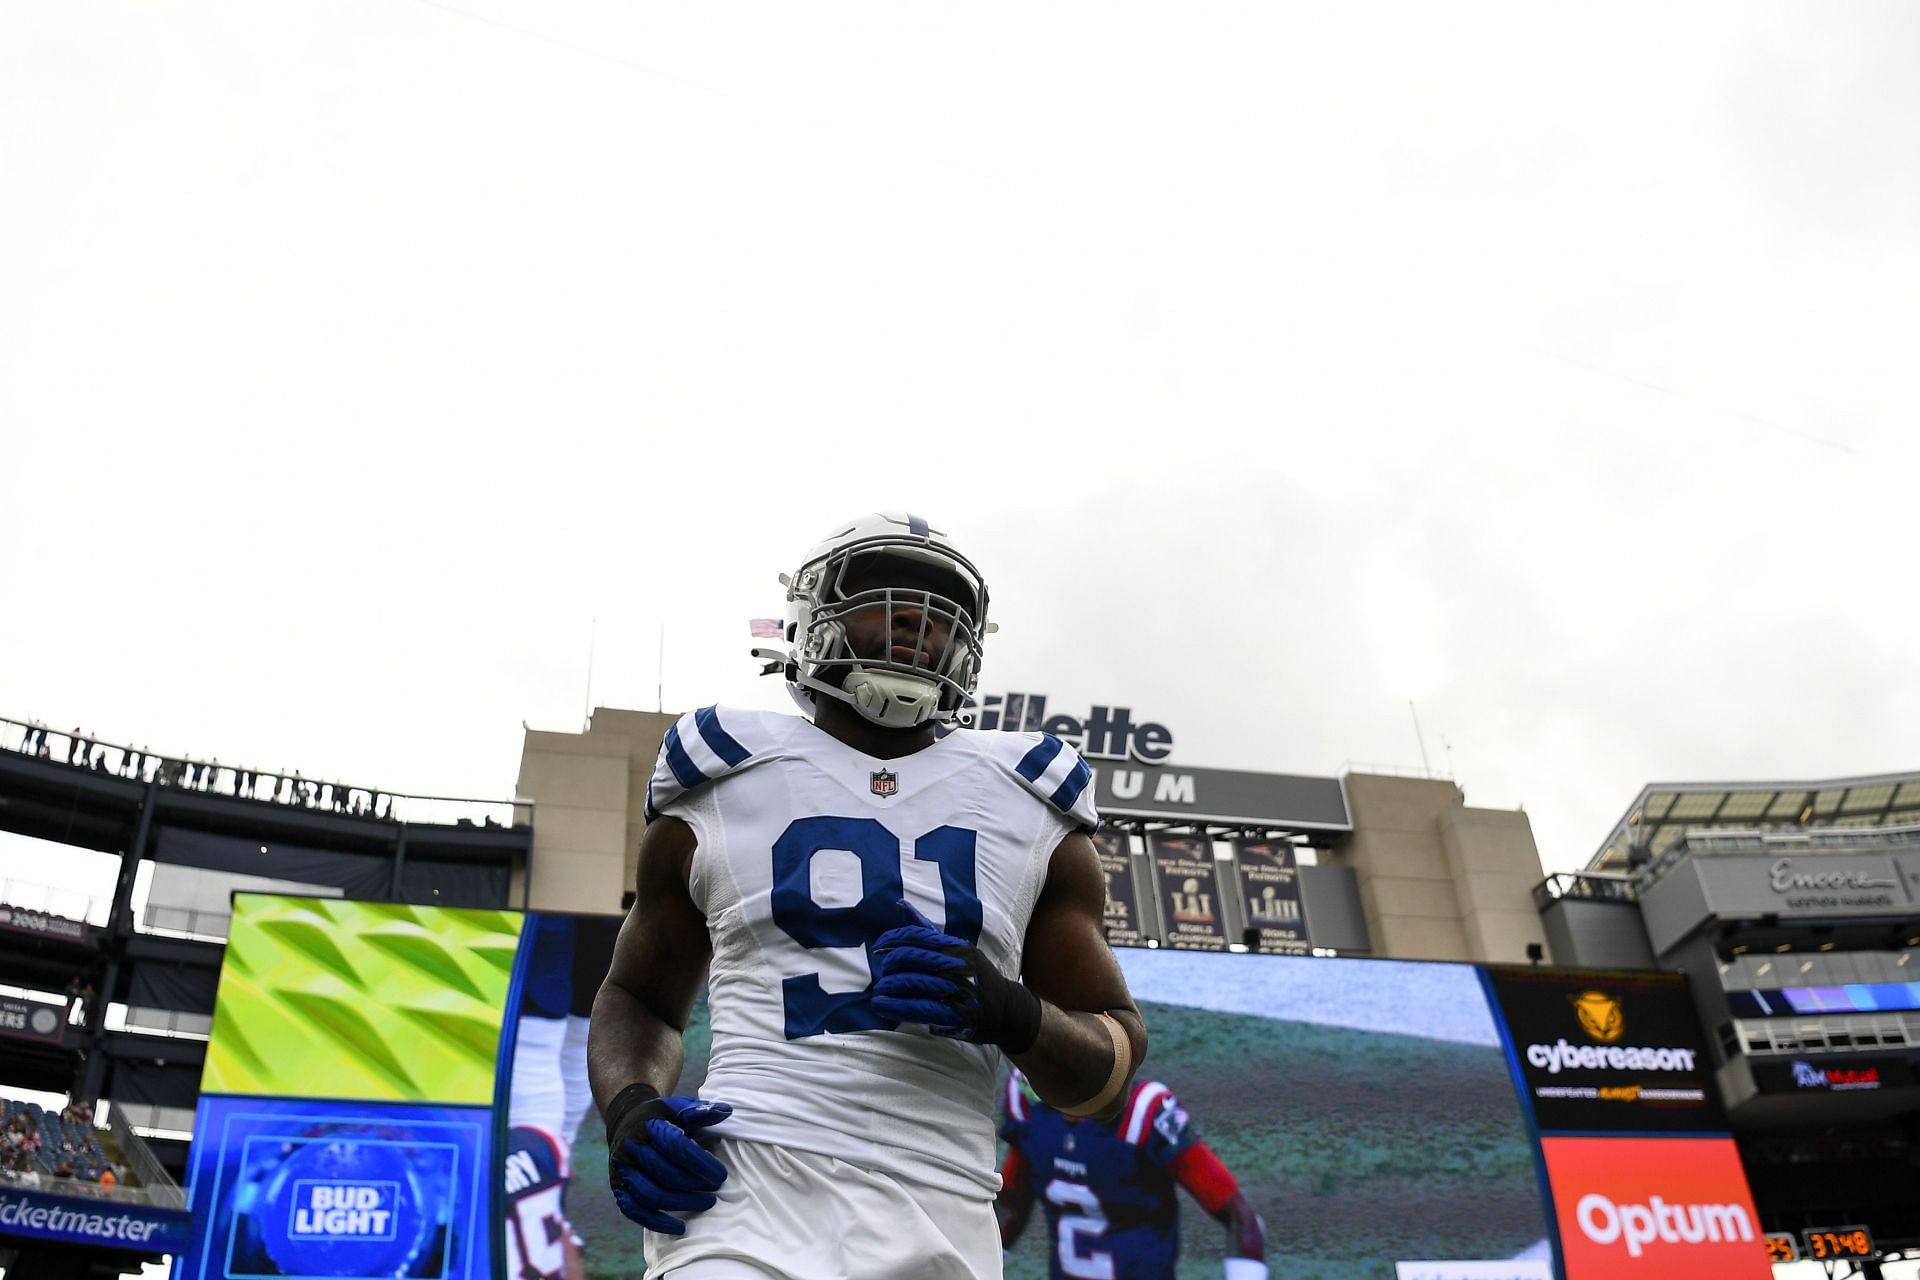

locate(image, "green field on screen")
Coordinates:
564 999 1543 1280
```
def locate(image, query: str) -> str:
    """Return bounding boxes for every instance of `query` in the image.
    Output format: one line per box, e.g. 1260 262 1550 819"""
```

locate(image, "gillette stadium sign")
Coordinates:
970 692 1351 830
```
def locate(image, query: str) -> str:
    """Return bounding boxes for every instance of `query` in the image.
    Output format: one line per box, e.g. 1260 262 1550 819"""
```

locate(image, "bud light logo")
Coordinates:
289 1181 399 1240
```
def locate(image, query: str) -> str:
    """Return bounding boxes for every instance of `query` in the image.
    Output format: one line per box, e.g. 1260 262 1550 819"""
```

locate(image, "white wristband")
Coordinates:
1222 1260 1268 1280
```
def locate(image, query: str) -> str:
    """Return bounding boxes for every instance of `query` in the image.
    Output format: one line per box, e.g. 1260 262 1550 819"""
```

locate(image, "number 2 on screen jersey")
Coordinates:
769 816 982 1039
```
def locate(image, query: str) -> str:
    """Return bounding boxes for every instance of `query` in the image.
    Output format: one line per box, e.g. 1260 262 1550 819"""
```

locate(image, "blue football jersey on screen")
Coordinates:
1002 1077 1199 1280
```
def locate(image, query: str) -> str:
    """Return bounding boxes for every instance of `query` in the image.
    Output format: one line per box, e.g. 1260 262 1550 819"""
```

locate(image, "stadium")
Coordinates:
1 706 1915 1279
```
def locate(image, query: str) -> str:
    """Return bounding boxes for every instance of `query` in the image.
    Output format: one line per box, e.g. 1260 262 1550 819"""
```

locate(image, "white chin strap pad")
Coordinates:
842 670 941 729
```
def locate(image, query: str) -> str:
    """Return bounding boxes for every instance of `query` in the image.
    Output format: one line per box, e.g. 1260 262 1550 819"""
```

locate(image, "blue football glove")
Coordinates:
603 1084 732 1235
871 900 1042 1053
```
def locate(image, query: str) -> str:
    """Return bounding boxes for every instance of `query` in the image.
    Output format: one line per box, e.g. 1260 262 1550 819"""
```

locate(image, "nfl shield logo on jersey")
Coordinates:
870 769 899 798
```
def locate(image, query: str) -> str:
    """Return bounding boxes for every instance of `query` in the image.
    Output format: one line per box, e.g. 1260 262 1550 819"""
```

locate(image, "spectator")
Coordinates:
97 1167 116 1189
124 747 141 778
69 729 85 764
90 743 106 770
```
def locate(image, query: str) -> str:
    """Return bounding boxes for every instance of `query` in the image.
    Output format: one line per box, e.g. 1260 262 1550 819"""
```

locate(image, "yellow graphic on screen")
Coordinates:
1570 989 1625 1043
202 894 522 1103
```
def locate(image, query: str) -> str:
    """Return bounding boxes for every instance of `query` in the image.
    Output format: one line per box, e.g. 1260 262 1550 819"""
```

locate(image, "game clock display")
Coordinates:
1762 1232 1799 1262
1802 1225 1874 1261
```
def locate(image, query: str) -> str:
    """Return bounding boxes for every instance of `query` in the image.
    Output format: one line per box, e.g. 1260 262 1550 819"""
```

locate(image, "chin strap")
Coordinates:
843 670 940 728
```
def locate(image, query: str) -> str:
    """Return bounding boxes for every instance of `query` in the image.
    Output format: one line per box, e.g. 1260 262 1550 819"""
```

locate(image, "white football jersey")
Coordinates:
645 705 1100 1198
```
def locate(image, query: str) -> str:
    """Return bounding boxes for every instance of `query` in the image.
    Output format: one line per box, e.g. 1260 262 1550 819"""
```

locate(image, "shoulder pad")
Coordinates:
645 706 762 821
1121 1080 1174 1146
1003 1071 1030 1123
1002 732 1100 832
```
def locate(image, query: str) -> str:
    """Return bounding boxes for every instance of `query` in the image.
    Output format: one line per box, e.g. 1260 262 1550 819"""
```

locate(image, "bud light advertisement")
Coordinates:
183 1097 490 1280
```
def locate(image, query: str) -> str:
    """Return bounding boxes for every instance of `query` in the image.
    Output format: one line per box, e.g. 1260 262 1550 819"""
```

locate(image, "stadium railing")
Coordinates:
1531 870 1639 910
104 1102 195 1142
1634 820 1920 892
0 875 107 927
104 1102 185 1208
0 1167 187 1211
2 712 532 830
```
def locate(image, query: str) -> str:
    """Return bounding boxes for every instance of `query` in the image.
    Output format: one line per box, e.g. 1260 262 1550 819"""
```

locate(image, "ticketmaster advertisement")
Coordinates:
180 896 1771 1279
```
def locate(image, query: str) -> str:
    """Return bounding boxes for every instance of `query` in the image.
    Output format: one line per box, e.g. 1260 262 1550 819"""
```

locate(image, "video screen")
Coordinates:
520 940 1552 1280
182 894 520 1280
183 896 1770 1279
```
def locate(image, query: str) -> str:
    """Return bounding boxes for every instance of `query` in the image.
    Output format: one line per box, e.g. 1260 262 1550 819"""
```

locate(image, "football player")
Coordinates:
589 511 1148 1278
998 1071 1267 1280
503 1124 587 1280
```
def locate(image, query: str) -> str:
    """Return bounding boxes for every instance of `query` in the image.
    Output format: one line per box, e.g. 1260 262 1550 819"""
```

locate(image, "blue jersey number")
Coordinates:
770 816 982 1040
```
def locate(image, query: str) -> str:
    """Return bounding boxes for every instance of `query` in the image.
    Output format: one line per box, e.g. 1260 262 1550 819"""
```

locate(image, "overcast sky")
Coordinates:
4 0 1918 897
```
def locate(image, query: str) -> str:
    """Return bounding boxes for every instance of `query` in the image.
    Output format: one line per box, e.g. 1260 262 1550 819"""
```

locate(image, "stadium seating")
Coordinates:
0 1097 130 1189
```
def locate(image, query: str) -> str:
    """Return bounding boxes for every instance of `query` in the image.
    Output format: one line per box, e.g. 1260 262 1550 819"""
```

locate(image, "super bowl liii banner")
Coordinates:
1148 831 1229 951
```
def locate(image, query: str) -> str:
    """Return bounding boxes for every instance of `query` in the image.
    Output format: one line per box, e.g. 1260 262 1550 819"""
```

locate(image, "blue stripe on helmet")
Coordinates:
907 513 930 537
662 724 707 790
694 705 751 768
1015 734 1064 782
1049 756 1093 813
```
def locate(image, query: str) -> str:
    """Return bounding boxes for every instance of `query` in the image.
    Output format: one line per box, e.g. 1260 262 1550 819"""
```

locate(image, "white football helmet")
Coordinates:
753 512 993 729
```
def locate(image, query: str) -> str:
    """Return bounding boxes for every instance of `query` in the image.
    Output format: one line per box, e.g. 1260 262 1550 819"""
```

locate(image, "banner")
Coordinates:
1092 829 1145 947
1147 832 1228 951
0 992 71 1046
1483 966 1725 1133
1750 1056 1911 1095
1229 837 1309 954
0 1186 188 1254
0 903 91 944
1541 1136 1769 1279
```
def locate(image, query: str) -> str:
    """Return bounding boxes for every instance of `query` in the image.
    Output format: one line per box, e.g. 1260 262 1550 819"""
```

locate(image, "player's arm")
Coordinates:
588 815 707 1108
871 831 1146 1122
587 816 731 1236
1006 832 1146 1120
1170 1139 1268 1277
994 1143 1037 1247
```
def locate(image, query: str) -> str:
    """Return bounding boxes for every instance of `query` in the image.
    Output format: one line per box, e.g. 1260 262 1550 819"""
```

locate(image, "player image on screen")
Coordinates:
999 1071 1267 1280
506 913 622 1280
588 511 1149 1279
505 1124 582 1280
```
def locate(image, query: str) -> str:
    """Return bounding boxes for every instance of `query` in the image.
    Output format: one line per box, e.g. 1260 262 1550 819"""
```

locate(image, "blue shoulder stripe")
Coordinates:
1015 734 1065 782
1050 755 1093 812
694 706 751 768
662 725 707 790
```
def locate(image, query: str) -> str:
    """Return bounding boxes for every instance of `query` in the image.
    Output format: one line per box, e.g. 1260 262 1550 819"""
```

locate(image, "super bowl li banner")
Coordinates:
1146 831 1229 951
179 895 1777 1279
